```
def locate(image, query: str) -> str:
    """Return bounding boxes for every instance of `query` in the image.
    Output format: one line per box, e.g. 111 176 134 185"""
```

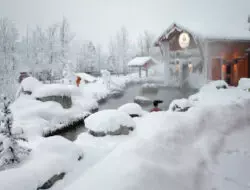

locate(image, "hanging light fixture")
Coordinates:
176 60 180 72
188 61 193 72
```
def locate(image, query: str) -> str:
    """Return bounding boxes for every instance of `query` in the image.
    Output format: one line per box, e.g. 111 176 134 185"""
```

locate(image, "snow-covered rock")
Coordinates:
169 98 192 112
32 84 74 98
16 77 43 98
11 95 90 137
134 96 152 106
238 78 250 91
20 77 43 93
118 103 143 117
32 84 83 109
142 83 158 89
85 110 136 136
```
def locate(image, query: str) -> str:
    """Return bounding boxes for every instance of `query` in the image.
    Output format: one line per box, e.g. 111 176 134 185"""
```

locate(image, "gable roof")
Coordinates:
155 22 250 46
128 56 158 67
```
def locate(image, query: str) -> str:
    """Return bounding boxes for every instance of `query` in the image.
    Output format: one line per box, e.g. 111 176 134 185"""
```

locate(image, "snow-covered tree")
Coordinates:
77 41 97 73
59 17 74 78
136 30 155 56
116 27 130 74
0 97 30 170
107 38 119 75
96 44 102 74
137 34 145 56
60 17 74 59
0 18 19 99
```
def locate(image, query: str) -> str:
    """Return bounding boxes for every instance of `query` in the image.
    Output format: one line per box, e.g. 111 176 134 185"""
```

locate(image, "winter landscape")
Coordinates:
1 0 250 190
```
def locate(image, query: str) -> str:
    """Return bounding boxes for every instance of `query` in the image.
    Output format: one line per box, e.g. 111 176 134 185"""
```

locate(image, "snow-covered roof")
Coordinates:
128 57 157 67
155 22 250 46
74 73 97 83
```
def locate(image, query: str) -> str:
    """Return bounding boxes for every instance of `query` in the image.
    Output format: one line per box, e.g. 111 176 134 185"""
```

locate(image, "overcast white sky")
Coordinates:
1 0 250 49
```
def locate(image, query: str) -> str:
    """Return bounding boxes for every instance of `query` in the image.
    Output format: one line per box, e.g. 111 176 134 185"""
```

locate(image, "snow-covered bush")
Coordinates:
0 97 30 170
118 103 143 117
169 98 192 112
85 110 136 137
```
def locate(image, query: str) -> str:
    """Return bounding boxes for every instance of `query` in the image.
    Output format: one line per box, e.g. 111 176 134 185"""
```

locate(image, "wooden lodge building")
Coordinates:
154 23 250 87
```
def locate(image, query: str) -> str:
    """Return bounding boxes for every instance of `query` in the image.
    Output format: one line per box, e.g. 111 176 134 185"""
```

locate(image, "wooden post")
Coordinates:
162 41 170 85
139 67 141 78
220 58 224 80
204 41 209 82
146 68 148 77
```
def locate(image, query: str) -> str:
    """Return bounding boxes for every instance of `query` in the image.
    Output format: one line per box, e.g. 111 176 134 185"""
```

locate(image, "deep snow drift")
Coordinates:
64 82 250 190
4 78 250 190
0 136 83 190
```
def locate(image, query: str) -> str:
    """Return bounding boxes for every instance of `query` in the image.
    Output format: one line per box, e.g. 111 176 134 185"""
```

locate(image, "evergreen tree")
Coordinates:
0 97 30 170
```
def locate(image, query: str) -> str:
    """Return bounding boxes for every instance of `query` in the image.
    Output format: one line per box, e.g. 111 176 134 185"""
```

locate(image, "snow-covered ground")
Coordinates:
4 76 250 190
11 72 156 139
60 82 250 190
80 72 163 102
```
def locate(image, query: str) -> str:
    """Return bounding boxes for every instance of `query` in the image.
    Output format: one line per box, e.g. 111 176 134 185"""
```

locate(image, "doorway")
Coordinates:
225 64 232 85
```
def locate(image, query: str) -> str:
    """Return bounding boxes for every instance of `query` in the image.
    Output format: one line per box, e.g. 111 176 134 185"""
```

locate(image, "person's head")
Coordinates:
153 101 158 107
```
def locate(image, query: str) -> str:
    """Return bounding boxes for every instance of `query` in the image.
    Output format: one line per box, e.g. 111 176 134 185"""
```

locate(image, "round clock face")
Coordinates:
179 32 190 49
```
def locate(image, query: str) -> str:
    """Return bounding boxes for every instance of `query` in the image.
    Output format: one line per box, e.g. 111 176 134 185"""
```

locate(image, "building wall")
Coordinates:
208 41 250 85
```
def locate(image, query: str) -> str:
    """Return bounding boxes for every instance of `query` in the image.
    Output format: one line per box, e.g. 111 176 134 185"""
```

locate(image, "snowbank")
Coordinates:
134 96 152 106
238 78 250 91
169 98 192 112
0 136 83 190
11 95 90 137
65 91 250 190
74 73 97 83
118 103 143 117
85 110 136 133
188 80 239 106
32 84 77 98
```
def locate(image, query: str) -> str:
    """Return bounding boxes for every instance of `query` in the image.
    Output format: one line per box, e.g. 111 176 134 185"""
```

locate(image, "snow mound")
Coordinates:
11 95 90 137
169 98 192 112
65 97 250 190
33 84 74 98
238 78 250 90
118 103 143 117
74 73 97 83
188 80 236 106
0 136 83 190
20 77 43 92
200 80 228 92
85 110 136 133
142 83 158 89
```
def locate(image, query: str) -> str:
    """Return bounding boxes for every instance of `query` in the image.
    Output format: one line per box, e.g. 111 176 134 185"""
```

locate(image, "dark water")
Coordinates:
61 84 196 141
99 84 195 111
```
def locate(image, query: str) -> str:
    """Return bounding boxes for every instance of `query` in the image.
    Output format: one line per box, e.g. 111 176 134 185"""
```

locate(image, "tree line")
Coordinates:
0 17 158 98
